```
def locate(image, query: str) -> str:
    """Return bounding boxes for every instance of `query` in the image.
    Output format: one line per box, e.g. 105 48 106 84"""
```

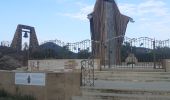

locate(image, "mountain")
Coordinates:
30 42 77 59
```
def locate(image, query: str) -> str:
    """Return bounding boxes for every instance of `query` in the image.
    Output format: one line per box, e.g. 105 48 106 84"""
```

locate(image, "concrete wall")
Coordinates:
0 70 81 100
163 59 170 72
28 59 100 72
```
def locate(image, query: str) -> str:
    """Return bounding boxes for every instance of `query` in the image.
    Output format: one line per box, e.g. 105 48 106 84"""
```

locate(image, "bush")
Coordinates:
0 90 10 97
0 89 36 100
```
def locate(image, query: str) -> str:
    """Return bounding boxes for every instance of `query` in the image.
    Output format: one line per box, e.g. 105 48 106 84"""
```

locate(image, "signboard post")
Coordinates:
15 73 46 86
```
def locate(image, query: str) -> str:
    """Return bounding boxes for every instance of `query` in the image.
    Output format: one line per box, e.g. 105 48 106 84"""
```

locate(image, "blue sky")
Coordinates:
0 0 170 44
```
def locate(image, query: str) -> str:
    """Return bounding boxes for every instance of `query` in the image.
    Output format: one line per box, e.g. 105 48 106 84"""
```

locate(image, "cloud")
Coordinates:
119 0 169 17
118 0 170 39
60 5 93 21
61 0 170 21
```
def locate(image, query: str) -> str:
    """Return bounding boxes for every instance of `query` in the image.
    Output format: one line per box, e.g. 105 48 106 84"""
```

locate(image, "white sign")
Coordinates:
15 73 46 86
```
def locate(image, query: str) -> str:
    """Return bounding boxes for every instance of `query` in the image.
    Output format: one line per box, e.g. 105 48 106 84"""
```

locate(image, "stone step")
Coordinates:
73 88 170 100
94 75 170 81
94 72 170 82
82 87 170 95
72 96 108 100
95 73 170 76
94 74 170 78
95 78 170 82
94 71 170 77
77 71 170 100
78 86 170 100
95 71 169 75
84 80 170 92
95 75 170 78
80 92 170 100
95 74 170 77
100 68 165 72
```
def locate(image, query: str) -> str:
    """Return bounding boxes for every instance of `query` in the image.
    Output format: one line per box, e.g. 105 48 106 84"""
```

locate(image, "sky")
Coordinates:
0 0 170 44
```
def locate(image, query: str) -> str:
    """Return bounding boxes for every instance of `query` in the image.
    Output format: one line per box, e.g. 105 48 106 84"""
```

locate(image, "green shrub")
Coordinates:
0 89 36 100
0 90 10 97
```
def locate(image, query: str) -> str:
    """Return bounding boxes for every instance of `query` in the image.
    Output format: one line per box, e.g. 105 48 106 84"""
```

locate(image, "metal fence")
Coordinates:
41 39 92 53
2 37 170 70
103 37 170 69
43 37 170 70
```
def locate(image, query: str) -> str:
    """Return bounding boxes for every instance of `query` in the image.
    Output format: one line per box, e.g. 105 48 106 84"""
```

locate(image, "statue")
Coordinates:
88 0 133 66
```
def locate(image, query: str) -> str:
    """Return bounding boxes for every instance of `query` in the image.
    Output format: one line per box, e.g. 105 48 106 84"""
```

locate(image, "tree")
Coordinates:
77 49 91 59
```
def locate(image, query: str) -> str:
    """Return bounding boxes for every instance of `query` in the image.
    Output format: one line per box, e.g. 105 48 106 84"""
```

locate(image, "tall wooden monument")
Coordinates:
88 0 133 66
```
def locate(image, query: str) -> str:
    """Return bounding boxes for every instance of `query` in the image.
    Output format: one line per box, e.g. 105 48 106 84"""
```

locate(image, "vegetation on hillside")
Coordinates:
0 46 24 70
121 43 170 62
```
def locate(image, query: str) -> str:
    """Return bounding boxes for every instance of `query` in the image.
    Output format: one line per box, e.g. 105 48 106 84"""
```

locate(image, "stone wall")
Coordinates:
0 70 81 100
28 59 100 72
163 59 170 72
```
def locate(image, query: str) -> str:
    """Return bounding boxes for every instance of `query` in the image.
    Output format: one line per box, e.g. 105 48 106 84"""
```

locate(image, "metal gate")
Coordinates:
106 37 170 69
81 59 94 86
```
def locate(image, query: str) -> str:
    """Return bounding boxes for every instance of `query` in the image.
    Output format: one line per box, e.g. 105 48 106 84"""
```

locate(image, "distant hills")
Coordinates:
30 42 77 59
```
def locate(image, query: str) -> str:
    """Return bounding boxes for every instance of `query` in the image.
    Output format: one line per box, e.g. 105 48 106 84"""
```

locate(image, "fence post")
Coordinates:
153 40 156 69
80 62 82 86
